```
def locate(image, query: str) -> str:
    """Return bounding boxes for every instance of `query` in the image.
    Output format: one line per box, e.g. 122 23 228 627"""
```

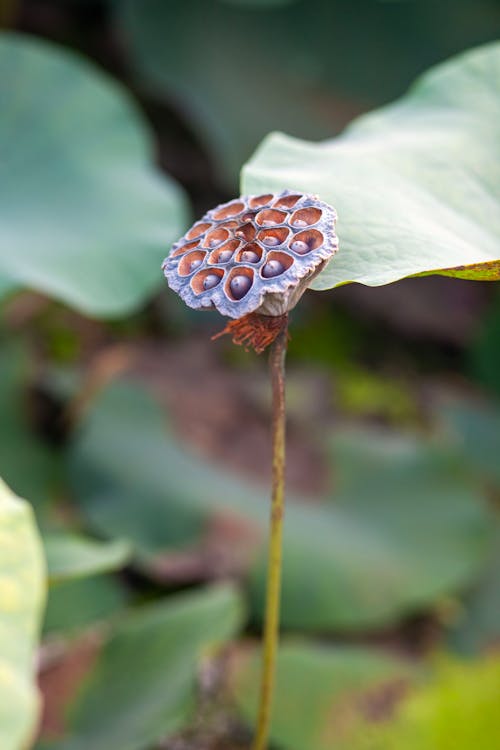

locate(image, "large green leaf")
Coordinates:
0 33 189 317
68 382 492 630
51 585 244 750
242 42 500 287
43 575 129 635
232 640 418 750
44 534 131 584
440 399 500 490
0 477 46 750
448 525 500 654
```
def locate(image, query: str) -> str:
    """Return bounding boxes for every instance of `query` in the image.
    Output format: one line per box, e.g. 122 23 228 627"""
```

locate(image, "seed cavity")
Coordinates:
186 222 212 241
257 227 290 246
208 239 240 265
256 209 288 227
212 201 245 220
171 240 200 258
290 229 324 254
202 227 230 249
226 267 254 301
260 251 294 279
179 250 207 276
190 267 224 295
273 194 302 210
291 207 322 227
249 194 274 209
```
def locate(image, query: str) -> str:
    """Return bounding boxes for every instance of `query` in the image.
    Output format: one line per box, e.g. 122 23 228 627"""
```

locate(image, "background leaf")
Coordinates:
55 585 244 750
43 575 130 635
362 654 500 750
232 640 418 750
232 643 500 750
44 534 131 584
0 33 189 317
68 382 493 630
120 0 500 188
0 477 46 750
242 42 500 288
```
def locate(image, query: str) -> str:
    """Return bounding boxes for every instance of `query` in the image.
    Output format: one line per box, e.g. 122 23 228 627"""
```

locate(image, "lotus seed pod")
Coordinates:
162 189 338 318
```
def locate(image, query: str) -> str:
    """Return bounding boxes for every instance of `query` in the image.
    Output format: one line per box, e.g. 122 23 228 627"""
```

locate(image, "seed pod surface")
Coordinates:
162 190 338 318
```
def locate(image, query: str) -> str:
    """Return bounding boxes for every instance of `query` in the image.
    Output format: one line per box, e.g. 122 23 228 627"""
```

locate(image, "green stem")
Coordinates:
252 322 288 750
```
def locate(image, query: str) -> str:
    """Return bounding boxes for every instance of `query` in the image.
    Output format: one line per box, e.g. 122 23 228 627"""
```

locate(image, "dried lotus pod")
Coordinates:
162 190 338 319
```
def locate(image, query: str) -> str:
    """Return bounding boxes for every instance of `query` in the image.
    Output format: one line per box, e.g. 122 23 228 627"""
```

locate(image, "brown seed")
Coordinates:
230 275 252 299
262 260 285 278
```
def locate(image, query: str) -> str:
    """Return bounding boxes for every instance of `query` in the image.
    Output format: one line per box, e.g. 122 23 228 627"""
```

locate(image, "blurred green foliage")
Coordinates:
121 0 500 187
234 644 500 750
233 640 419 750
68 381 494 631
0 33 189 316
49 586 244 750
469 291 500 397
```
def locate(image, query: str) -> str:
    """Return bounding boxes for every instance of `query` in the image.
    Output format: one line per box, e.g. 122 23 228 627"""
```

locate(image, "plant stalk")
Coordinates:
252 321 288 750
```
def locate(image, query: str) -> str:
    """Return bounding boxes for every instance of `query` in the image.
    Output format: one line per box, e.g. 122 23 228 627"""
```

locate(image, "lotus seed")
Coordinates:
291 240 309 254
241 250 260 263
293 219 307 227
189 259 202 271
218 250 233 262
263 236 280 246
230 275 252 299
262 260 285 278
203 273 221 290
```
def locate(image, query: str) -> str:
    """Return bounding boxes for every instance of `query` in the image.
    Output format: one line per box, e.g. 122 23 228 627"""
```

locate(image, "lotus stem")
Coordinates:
252 321 288 750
